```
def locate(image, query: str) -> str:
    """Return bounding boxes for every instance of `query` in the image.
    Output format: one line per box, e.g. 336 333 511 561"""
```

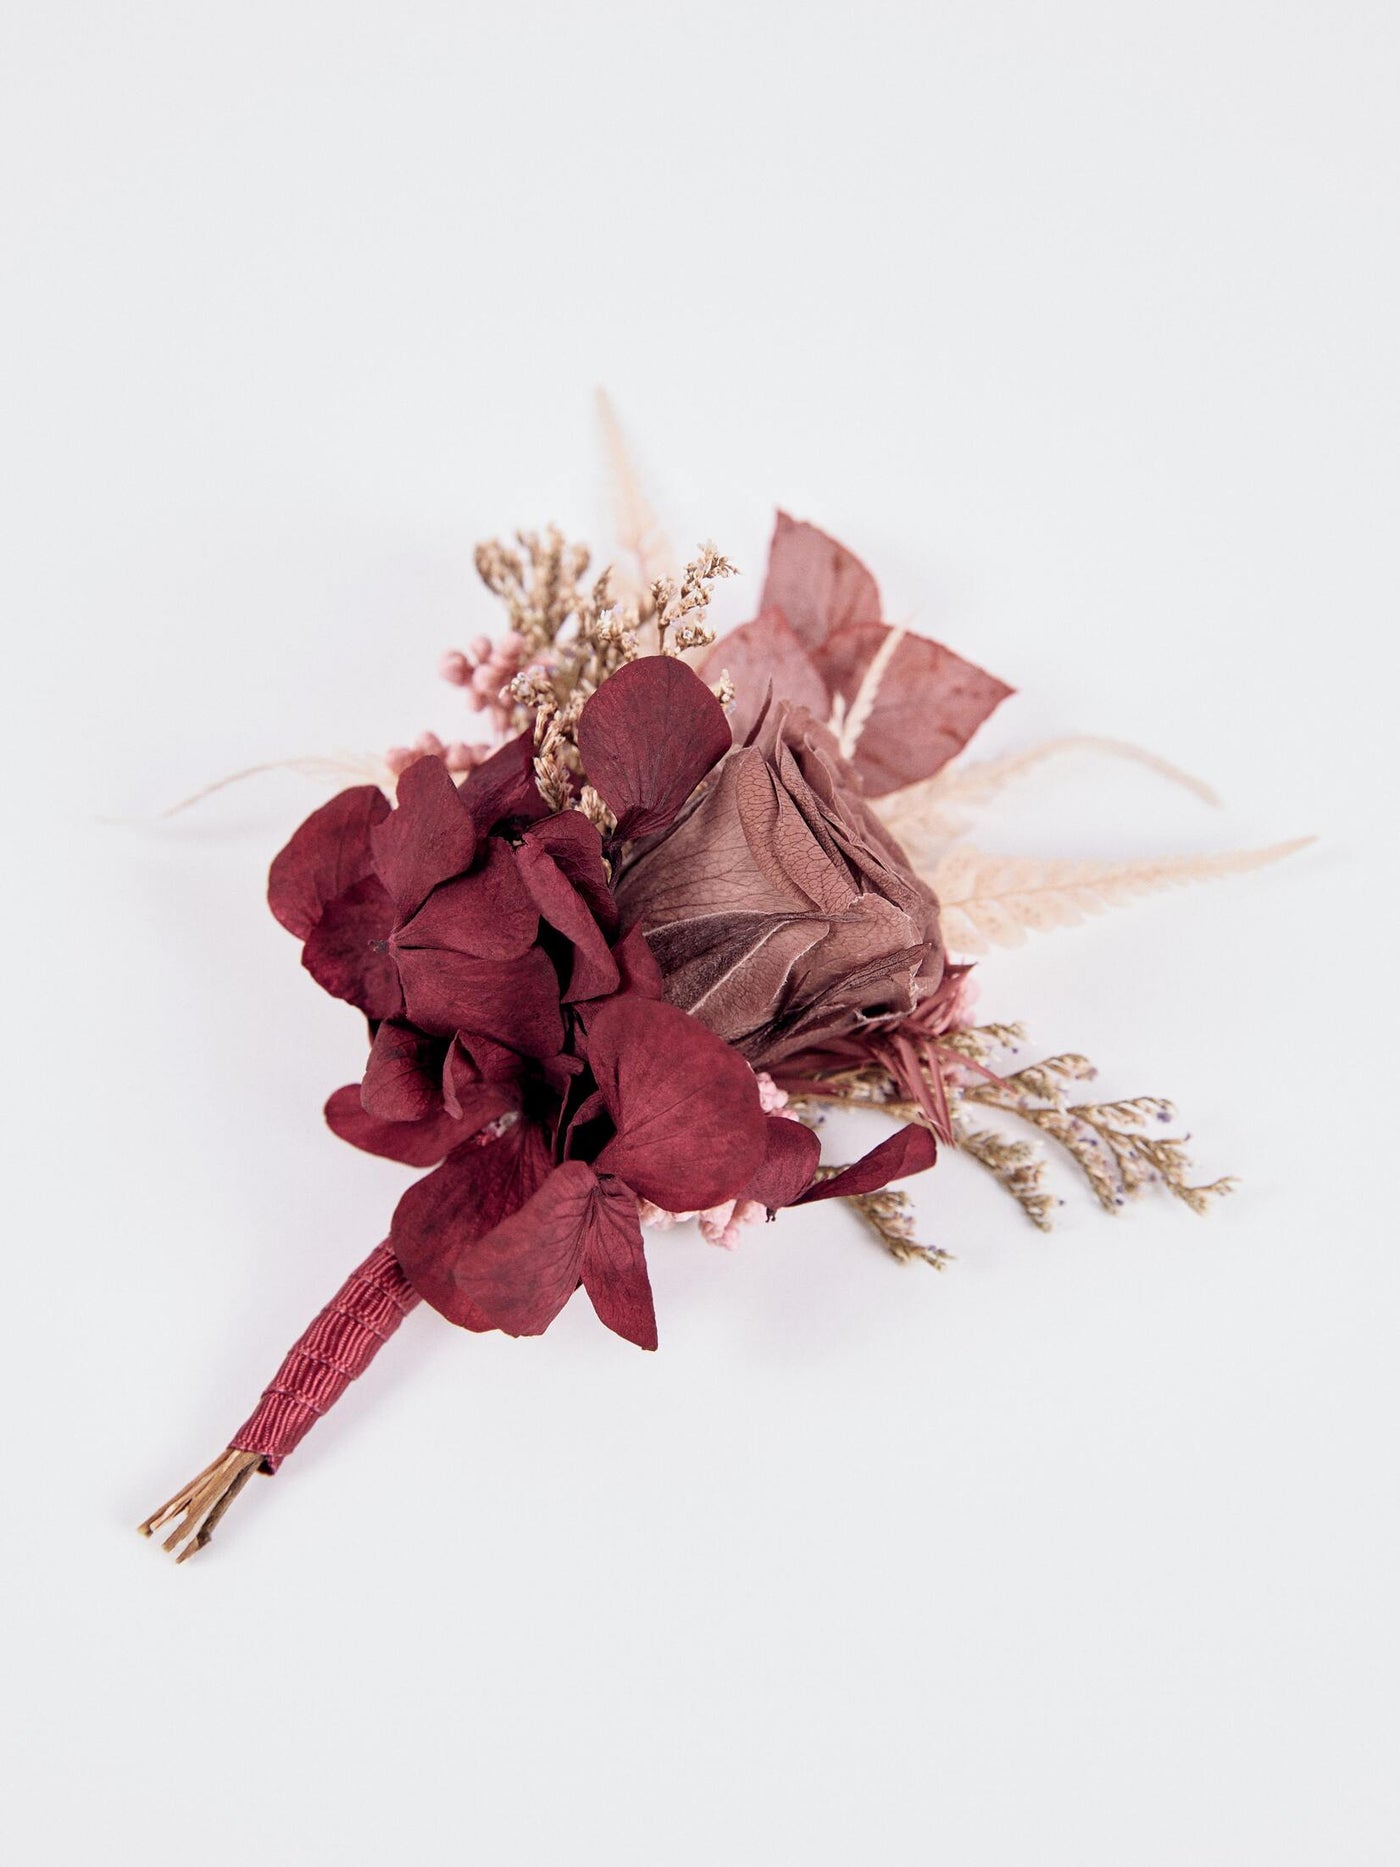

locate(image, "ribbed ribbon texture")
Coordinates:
229 1241 420 1472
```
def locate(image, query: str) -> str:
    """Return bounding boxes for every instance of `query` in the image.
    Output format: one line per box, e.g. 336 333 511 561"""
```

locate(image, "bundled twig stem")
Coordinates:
138 1450 263 1563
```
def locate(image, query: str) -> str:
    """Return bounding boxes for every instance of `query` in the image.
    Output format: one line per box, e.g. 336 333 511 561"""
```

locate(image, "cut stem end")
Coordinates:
138 1449 264 1562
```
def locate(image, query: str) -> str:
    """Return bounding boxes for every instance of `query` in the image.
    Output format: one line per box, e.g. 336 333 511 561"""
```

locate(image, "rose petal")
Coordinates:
391 1118 554 1327
743 1115 821 1211
370 754 478 917
301 875 403 1021
795 1123 937 1202
613 750 803 930
735 749 858 915
818 622 1013 796
759 511 882 653
644 912 828 1050
577 656 732 840
588 995 767 1211
361 1020 446 1122
268 785 390 939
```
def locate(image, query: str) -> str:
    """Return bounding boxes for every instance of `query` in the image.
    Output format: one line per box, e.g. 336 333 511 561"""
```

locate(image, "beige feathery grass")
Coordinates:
596 389 675 619
931 838 1314 955
876 734 1223 855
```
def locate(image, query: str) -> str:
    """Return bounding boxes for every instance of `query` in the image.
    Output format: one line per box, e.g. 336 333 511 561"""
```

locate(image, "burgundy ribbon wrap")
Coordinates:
229 1242 419 1471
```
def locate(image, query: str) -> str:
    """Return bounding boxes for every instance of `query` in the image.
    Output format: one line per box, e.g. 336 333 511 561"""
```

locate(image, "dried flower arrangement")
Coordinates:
140 417 1305 1559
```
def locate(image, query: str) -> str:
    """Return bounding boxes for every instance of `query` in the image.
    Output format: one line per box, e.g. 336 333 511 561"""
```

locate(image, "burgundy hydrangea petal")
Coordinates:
431 1159 600 1337
392 837 539 963
326 1084 478 1167
817 622 1013 796
515 834 620 1005
588 995 767 1211
268 785 390 939
795 1123 937 1203
577 656 732 840
700 609 830 748
522 814 618 932
301 875 403 1021
391 1118 554 1328
561 1086 609 1158
459 729 552 832
759 511 883 654
446 1030 529 1099
395 941 564 1056
361 1020 446 1123
580 1174 658 1350
370 754 478 918
610 922 665 1000
743 1115 822 1211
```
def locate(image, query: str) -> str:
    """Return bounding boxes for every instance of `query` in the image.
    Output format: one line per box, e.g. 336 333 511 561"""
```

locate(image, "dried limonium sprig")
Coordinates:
651 542 737 655
472 529 739 810
793 1022 1234 1242
954 1031 1238 1219
806 1162 952 1267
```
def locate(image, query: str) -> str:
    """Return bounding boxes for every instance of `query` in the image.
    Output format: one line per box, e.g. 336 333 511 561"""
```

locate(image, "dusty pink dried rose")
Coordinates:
615 697 945 1069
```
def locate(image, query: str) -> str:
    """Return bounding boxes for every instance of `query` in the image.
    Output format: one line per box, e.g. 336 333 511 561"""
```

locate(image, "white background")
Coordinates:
3 5 1397 1864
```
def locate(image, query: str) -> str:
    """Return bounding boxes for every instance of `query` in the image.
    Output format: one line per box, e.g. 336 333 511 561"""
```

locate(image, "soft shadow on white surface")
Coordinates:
3 5 1397 1864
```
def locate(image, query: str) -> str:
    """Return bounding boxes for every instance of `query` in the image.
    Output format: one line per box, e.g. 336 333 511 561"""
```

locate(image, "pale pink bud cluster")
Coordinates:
439 631 525 736
638 1074 804 1251
384 731 493 778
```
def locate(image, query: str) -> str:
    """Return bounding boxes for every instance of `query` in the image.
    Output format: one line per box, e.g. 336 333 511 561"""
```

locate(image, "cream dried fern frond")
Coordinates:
932 838 1313 955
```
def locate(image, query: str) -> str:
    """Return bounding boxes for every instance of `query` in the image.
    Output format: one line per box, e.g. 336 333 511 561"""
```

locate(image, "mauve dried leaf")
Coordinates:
758 511 882 654
577 655 731 840
708 609 828 748
701 513 1013 799
267 784 389 939
821 622 1013 796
